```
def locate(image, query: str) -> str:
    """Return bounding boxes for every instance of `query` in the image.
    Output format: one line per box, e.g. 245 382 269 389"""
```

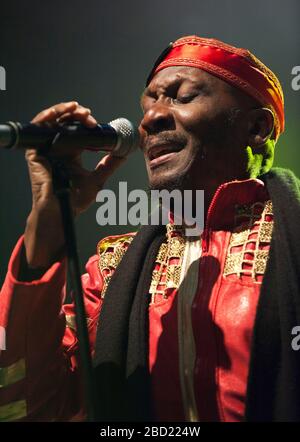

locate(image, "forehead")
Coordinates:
141 65 258 110
144 66 228 93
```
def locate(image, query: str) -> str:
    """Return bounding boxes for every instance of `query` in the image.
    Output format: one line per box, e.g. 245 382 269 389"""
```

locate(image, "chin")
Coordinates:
148 171 186 191
147 157 196 191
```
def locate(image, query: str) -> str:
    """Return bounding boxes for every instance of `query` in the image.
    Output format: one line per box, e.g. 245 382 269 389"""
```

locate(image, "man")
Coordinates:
0 35 300 422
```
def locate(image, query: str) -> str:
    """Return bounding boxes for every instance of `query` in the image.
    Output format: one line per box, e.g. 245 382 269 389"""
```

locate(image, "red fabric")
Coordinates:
0 179 271 421
152 36 284 140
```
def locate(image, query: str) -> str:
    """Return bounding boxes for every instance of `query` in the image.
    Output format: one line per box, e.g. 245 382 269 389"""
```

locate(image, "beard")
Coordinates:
148 169 186 192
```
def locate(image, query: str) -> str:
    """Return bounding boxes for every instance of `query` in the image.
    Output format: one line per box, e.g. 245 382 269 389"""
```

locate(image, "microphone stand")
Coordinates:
45 137 98 422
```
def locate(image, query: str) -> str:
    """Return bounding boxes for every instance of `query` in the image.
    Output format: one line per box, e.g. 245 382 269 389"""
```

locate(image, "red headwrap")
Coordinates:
149 36 284 140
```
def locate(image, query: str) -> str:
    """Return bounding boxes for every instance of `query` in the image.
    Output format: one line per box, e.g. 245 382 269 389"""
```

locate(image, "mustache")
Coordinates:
141 132 186 151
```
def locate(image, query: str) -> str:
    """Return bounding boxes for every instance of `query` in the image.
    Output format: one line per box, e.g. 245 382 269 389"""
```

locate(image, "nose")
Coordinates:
140 100 175 135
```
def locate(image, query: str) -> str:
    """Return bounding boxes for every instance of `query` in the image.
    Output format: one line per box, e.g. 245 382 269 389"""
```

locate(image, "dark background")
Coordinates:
0 0 299 283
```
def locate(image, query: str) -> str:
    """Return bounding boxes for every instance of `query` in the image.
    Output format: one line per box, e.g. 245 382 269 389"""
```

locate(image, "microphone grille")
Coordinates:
109 118 140 157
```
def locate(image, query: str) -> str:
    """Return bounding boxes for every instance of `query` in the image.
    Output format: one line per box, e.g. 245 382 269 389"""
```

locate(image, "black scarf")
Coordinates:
94 167 300 422
93 222 166 421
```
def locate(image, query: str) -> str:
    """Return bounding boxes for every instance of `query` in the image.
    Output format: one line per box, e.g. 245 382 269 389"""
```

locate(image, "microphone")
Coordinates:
0 118 140 157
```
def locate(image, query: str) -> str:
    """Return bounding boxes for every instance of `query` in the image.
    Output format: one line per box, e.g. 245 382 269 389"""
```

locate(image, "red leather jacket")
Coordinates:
0 178 273 422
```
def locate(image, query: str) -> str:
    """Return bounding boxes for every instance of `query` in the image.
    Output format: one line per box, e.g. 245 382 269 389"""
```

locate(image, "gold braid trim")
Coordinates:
97 225 186 303
97 233 135 298
149 224 186 304
223 200 273 282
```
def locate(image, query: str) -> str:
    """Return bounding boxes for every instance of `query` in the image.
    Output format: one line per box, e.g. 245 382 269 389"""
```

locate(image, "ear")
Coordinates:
247 108 275 148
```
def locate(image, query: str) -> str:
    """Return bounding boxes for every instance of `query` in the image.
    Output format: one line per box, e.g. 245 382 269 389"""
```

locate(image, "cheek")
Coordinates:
176 110 224 150
176 106 208 131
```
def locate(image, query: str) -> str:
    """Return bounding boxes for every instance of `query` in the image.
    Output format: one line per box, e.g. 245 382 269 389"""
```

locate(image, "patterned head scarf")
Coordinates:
147 35 284 141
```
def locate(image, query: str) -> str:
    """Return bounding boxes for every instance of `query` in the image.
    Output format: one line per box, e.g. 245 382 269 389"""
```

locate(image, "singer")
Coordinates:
1 35 300 422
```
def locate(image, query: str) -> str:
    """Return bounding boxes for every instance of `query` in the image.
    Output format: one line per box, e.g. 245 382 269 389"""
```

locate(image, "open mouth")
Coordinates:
147 144 183 168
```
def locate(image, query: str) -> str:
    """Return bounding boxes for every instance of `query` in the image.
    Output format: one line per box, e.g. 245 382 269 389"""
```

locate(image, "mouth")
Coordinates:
147 143 184 168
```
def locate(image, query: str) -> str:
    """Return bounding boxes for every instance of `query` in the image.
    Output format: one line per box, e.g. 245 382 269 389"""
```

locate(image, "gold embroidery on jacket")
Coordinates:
97 234 135 298
223 200 273 281
97 225 186 303
149 224 185 304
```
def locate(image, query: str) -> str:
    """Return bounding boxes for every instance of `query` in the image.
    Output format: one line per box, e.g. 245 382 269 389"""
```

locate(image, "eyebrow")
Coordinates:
140 76 183 103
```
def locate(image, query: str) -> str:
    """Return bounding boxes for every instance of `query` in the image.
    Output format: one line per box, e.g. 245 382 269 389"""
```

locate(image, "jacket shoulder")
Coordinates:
97 231 136 254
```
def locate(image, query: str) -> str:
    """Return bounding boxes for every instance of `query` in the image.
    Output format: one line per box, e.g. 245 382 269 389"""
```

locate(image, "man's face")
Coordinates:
139 66 254 192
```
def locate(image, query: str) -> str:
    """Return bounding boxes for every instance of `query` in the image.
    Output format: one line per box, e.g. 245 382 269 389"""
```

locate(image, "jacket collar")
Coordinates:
205 177 269 230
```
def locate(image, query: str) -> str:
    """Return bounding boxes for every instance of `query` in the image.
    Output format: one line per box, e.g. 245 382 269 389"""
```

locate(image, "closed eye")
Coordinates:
172 84 209 104
172 94 198 104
